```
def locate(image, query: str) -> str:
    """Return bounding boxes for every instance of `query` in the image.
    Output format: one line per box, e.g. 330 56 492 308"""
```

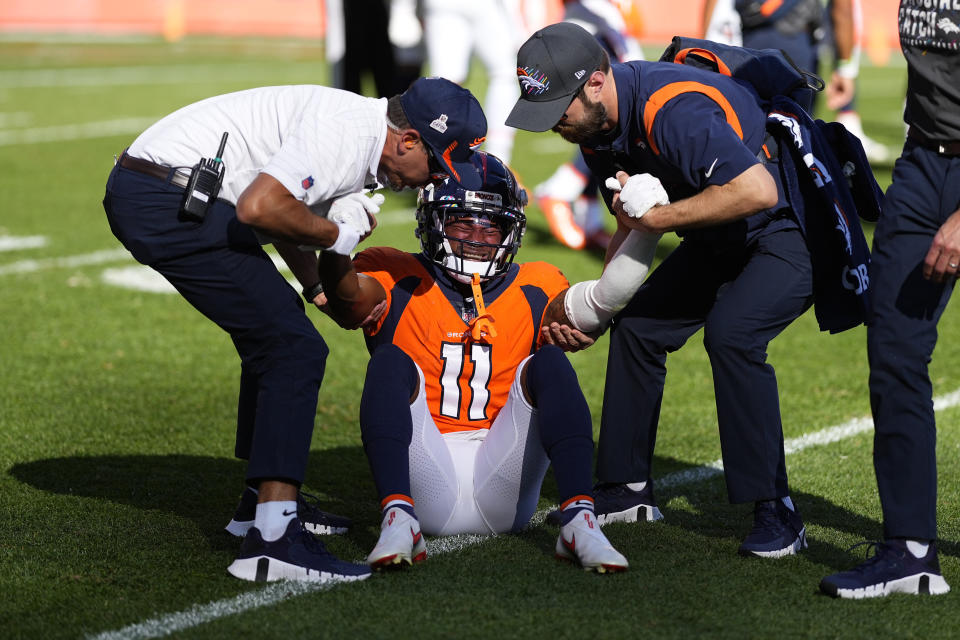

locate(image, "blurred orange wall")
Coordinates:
0 0 325 38
0 0 903 63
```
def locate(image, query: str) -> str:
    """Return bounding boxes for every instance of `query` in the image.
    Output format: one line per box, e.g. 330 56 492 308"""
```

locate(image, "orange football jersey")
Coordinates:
354 247 569 434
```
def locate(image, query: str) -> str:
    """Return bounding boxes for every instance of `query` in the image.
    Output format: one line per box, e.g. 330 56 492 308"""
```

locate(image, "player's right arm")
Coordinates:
319 252 387 330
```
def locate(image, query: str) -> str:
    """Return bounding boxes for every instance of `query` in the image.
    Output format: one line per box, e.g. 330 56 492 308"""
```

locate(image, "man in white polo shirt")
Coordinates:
102 77 486 583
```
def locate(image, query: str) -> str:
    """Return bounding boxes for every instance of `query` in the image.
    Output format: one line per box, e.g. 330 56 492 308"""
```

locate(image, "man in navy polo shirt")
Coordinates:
507 22 814 558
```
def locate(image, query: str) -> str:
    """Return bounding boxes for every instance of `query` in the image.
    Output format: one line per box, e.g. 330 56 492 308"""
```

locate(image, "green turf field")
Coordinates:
1 36 957 639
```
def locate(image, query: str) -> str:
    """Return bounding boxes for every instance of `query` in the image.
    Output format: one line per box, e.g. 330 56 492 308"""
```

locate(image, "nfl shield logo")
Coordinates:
302 176 314 189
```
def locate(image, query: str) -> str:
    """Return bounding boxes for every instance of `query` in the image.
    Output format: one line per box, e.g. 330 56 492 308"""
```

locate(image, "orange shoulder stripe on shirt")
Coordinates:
671 48 733 76
760 0 783 17
643 81 744 155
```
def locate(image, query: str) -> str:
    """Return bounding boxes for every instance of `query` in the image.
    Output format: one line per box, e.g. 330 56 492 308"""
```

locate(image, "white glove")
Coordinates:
299 192 385 253
605 173 669 219
325 221 361 256
327 192 385 235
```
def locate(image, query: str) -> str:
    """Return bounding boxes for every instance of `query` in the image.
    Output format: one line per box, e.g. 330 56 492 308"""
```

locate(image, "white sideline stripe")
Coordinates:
100 261 299 294
0 235 47 251
659 391 960 489
87 388 960 639
0 249 285 279
0 117 159 146
0 64 293 88
89 581 331 640
0 248 131 275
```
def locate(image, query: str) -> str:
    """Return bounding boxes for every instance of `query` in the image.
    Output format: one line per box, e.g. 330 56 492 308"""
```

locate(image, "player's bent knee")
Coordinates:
525 345 575 406
366 344 419 397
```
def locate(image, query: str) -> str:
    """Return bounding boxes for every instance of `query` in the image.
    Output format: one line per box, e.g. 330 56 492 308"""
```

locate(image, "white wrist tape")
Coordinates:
836 47 861 79
325 221 360 256
564 230 661 332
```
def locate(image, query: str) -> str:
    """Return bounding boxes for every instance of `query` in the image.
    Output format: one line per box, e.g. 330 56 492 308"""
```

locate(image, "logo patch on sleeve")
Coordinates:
301 176 314 189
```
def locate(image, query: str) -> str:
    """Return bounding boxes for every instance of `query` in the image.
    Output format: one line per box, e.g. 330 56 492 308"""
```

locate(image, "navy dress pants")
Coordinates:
868 142 960 540
103 164 328 485
598 224 813 503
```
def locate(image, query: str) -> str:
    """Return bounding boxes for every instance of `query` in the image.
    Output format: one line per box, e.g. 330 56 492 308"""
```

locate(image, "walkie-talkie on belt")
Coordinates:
180 131 228 221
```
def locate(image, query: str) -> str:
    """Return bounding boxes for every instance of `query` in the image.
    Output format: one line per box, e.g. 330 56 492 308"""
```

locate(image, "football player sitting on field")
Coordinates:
319 152 629 573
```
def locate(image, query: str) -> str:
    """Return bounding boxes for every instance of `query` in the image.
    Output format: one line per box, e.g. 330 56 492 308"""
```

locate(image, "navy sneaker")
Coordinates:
225 488 352 537
594 482 665 525
820 540 951 599
738 499 807 558
227 518 371 583
546 482 665 526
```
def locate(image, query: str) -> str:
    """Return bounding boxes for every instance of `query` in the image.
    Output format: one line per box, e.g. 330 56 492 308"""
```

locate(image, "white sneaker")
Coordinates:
835 111 891 164
534 163 589 202
555 510 629 573
366 507 427 569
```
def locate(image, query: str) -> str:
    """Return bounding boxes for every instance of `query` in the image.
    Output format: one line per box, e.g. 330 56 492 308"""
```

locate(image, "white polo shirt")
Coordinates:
127 85 387 210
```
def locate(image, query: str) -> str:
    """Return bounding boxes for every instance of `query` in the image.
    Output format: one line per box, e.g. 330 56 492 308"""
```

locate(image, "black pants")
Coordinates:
868 142 960 540
103 164 328 485
598 224 813 503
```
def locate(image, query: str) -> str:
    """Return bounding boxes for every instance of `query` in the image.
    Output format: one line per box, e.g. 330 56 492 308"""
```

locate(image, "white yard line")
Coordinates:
0 64 290 88
0 248 131 276
0 235 47 251
0 117 160 146
86 389 960 639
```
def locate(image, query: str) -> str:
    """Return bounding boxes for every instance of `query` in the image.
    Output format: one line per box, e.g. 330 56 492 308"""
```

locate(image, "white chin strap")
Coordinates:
442 255 493 283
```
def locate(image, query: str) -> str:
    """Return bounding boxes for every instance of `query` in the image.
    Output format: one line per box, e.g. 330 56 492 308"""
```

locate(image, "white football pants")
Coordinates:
408 356 551 535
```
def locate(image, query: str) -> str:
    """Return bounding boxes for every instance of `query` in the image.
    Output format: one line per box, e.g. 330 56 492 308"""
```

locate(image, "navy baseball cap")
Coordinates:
506 22 605 132
401 77 487 190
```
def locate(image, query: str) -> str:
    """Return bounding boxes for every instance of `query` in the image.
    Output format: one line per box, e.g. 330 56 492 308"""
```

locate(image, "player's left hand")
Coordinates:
359 299 389 329
540 322 597 352
924 208 960 282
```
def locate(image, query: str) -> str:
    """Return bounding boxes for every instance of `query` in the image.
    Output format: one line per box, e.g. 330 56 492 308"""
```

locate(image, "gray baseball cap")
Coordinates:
506 22 605 132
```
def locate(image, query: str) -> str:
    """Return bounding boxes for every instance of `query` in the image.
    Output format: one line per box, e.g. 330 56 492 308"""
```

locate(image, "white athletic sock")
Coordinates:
781 496 796 512
254 500 297 542
905 539 930 559
626 481 647 492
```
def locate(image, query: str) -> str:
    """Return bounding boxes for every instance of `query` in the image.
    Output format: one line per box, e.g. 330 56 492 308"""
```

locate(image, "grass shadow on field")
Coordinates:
649 454 959 570
8 445 377 547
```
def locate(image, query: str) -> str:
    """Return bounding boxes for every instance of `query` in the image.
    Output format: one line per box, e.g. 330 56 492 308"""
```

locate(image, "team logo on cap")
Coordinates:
430 114 449 133
517 67 549 95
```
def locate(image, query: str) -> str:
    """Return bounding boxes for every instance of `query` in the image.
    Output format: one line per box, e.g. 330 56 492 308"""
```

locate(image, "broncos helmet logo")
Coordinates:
517 67 549 96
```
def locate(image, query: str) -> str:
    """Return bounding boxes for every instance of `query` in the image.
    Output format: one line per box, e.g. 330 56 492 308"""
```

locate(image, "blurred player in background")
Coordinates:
423 0 525 163
823 0 891 163
702 0 741 44
533 0 645 252
320 153 629 573
701 0 890 162
324 0 424 97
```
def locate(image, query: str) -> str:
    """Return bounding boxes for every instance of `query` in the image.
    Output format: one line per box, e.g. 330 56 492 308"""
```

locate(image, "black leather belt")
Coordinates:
118 151 190 188
908 127 960 156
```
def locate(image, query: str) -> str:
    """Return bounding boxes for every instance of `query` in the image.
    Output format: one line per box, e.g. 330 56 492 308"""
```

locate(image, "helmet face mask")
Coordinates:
416 153 527 284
